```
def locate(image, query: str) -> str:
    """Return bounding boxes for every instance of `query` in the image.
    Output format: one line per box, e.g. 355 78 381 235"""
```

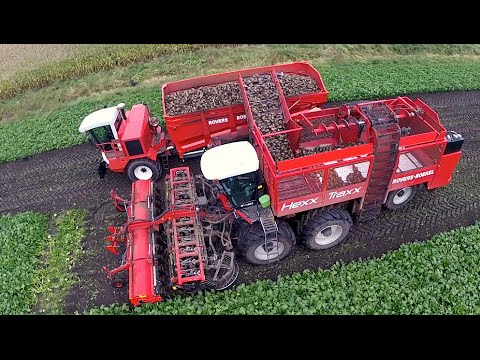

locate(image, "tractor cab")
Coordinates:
201 141 260 209
79 103 167 181
79 103 127 161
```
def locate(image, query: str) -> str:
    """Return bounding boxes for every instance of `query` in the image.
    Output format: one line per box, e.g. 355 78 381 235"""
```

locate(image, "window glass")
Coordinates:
396 146 441 173
221 171 257 207
277 169 323 202
90 125 114 144
327 161 370 190
114 113 123 131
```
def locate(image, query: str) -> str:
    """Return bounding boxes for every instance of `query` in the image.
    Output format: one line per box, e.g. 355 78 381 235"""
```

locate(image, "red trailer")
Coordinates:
162 61 328 158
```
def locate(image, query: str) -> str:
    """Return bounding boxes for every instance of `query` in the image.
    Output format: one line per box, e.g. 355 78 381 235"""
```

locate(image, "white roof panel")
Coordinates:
200 141 259 180
78 106 119 133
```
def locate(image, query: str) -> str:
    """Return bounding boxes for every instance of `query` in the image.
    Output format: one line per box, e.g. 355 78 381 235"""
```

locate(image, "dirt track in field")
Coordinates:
1 90 479 312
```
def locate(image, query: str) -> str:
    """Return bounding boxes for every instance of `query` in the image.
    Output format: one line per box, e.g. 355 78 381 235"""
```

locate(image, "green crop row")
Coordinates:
89 222 480 315
0 212 49 314
33 209 87 314
0 44 231 101
1 57 480 163
316 58 480 99
0 210 87 314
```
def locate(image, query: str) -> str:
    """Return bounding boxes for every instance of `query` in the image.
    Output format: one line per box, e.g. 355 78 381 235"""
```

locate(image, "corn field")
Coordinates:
0 44 232 100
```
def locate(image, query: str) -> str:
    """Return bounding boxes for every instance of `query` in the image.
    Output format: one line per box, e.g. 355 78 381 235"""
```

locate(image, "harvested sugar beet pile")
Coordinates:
277 72 320 97
243 74 295 162
164 72 319 117
164 81 243 116
164 71 323 162
326 165 367 190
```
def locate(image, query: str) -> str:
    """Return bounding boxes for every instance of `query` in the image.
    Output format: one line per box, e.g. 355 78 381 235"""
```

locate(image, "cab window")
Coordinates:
220 171 257 208
89 125 115 144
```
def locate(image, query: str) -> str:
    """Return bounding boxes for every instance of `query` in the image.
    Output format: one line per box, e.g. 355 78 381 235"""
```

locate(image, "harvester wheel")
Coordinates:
301 209 352 250
384 185 418 210
126 159 161 182
112 272 128 288
237 220 296 265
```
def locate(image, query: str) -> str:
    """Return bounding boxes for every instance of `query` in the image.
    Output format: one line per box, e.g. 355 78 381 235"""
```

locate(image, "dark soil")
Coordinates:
1 90 479 312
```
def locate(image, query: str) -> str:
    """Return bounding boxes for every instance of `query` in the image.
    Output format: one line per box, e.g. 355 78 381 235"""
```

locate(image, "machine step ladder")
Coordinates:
259 207 279 262
160 153 170 172
358 103 401 221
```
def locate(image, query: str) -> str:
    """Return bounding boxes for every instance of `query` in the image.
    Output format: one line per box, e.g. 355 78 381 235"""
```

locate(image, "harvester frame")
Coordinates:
78 61 464 306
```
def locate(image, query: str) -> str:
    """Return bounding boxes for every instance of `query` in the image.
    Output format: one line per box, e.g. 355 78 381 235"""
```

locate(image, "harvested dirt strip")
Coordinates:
0 145 131 214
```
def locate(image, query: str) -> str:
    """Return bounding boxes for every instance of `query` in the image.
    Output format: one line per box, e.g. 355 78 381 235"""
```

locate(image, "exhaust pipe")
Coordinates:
183 149 206 159
117 103 126 120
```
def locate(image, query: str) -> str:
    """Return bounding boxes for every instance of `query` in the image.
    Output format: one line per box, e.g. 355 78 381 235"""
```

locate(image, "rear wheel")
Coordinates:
301 209 353 250
384 186 418 210
126 159 161 182
237 220 296 265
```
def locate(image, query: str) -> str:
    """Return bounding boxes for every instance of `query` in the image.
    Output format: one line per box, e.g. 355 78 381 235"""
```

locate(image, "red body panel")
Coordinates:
247 96 460 217
428 151 462 189
389 165 437 191
277 182 369 217
96 104 167 173
123 105 150 143
126 180 162 306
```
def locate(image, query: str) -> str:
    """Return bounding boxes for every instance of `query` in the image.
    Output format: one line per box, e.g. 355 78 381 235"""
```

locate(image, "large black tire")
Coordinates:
384 186 418 210
126 158 161 182
301 209 353 250
237 220 296 266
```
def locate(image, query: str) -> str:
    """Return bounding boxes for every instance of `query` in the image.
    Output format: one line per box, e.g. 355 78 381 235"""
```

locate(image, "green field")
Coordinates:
0 210 87 314
2 209 479 315
89 223 480 315
2 44 480 125
0 212 48 314
1 56 480 163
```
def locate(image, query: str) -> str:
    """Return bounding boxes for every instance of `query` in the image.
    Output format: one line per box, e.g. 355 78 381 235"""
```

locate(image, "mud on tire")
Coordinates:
301 209 353 250
237 220 296 265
